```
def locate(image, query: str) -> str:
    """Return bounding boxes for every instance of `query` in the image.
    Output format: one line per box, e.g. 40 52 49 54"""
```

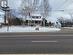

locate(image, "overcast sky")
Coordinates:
7 0 73 22
7 0 73 10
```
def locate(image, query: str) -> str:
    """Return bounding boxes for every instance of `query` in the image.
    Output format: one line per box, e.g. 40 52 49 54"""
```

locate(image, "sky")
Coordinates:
8 0 22 9
1 0 73 22
7 0 73 10
7 0 73 15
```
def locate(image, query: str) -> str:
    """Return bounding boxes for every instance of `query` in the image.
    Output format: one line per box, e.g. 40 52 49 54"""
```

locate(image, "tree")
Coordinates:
20 0 33 25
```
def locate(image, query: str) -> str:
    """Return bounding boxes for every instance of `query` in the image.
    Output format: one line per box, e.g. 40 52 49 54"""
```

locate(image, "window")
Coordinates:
32 16 35 18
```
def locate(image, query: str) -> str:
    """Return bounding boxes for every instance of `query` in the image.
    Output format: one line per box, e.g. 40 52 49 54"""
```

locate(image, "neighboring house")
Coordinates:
58 17 73 27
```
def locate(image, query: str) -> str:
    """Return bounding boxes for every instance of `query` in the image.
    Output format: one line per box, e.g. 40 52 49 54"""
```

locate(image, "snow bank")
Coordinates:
0 26 61 32
0 11 4 23
0 18 4 23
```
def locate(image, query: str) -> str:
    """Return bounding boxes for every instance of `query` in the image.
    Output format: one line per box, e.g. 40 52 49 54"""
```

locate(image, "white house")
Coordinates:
24 13 43 26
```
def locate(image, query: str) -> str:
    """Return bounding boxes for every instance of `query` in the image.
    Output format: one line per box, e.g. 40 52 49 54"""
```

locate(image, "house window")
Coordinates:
36 16 38 18
32 16 35 18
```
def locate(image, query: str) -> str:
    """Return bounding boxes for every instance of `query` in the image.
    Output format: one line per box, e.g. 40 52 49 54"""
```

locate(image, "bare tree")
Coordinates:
20 0 33 25
40 0 49 18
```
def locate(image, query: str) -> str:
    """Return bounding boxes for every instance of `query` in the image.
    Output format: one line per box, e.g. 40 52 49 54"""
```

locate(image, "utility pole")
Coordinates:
21 0 32 26
33 0 38 26
41 0 49 18
33 0 38 12
42 0 49 26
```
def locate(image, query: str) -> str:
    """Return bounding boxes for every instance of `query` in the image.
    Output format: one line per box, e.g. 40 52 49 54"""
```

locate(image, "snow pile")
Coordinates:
0 10 4 23
0 26 61 32
0 18 4 23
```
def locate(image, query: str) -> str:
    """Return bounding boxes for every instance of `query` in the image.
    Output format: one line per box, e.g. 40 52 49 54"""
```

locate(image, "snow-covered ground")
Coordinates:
0 26 61 33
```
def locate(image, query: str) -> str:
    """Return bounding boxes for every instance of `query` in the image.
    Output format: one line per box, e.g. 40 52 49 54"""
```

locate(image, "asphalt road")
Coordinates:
0 32 73 54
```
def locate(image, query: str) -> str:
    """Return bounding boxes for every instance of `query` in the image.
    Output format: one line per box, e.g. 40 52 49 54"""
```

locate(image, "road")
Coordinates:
0 32 73 54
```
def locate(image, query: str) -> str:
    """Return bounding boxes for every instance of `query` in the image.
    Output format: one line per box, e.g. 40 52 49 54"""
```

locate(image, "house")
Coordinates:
25 13 44 26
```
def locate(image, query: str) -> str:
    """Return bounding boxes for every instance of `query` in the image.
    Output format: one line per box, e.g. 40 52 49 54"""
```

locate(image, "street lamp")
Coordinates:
1 0 10 31
1 0 9 24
